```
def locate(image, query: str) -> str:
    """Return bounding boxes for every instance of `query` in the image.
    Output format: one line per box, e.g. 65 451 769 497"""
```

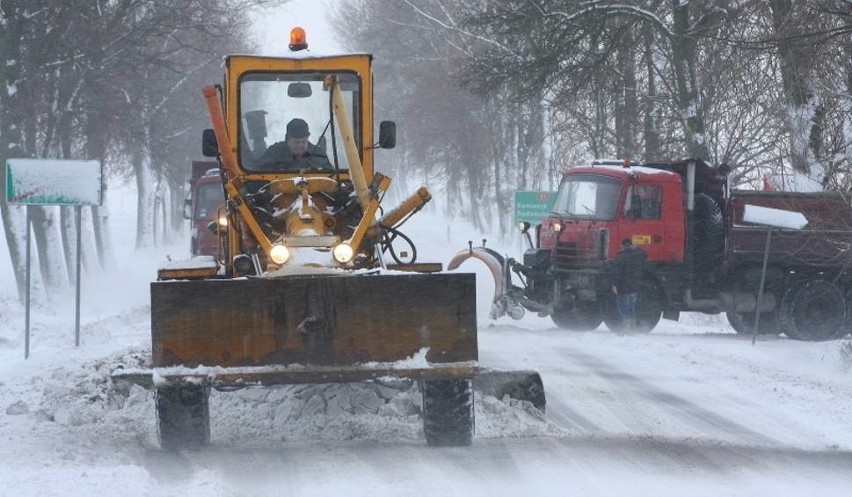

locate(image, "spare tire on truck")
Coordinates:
692 193 724 277
779 279 847 341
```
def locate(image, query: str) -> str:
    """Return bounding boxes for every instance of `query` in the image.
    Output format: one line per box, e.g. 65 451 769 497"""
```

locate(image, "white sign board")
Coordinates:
743 204 808 230
5 158 102 206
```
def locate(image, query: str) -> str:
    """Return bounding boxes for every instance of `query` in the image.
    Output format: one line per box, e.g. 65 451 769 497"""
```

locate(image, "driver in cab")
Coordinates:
256 118 333 172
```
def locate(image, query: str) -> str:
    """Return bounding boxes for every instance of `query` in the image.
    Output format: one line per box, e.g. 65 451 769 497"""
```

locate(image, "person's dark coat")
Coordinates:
256 142 332 171
610 245 647 294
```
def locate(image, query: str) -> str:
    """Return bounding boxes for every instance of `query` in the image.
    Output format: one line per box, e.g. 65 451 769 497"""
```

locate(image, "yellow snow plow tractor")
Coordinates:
112 28 544 450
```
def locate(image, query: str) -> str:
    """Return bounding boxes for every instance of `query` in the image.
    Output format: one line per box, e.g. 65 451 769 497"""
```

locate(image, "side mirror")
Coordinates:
518 221 531 234
183 199 192 220
378 121 396 149
287 82 313 98
202 129 218 157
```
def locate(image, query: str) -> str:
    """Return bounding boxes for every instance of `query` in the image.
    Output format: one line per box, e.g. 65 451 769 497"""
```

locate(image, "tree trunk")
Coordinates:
83 96 115 270
29 206 67 296
0 2 29 301
671 0 710 160
844 39 852 170
642 30 662 161
615 32 638 159
769 0 824 181
59 207 77 283
134 145 157 249
59 103 76 283
91 185 116 271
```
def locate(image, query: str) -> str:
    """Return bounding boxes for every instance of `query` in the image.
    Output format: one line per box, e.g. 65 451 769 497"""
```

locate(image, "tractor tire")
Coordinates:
841 288 852 339
779 280 847 341
550 302 603 331
156 384 211 451
603 279 663 333
726 310 779 335
421 379 474 447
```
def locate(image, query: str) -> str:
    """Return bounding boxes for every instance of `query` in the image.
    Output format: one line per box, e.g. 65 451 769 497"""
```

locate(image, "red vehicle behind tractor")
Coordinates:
184 160 223 257
451 159 852 341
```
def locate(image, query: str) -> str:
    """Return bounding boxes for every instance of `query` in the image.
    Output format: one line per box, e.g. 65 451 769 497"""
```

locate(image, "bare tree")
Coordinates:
0 0 282 301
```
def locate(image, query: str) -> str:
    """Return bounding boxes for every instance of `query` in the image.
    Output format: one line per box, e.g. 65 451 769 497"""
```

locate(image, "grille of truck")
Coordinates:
554 242 579 268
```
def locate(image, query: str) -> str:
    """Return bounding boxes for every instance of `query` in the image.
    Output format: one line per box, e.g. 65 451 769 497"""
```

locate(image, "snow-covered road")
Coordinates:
2 303 852 497
2 203 851 496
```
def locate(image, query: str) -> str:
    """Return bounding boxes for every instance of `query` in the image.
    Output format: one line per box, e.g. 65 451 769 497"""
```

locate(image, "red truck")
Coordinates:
450 159 852 341
183 160 223 257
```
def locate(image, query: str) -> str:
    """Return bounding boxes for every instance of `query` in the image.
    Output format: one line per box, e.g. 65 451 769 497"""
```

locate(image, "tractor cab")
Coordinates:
193 28 409 278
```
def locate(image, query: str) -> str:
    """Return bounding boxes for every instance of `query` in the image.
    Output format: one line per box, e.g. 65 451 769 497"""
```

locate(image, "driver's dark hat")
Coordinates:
286 118 310 139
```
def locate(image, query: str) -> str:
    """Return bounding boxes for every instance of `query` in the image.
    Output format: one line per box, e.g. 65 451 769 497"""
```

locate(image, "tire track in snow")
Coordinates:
558 346 779 446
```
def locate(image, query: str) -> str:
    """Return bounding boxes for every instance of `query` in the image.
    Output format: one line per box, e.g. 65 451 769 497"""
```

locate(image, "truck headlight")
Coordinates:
333 243 354 263
218 215 228 227
269 244 290 264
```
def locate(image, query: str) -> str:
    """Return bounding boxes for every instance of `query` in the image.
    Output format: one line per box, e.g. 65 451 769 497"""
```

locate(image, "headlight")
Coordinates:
333 243 354 263
218 215 228 227
269 244 290 264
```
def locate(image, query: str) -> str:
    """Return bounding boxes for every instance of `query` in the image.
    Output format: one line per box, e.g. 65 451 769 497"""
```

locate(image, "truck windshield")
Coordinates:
553 174 622 221
238 72 361 172
195 182 224 221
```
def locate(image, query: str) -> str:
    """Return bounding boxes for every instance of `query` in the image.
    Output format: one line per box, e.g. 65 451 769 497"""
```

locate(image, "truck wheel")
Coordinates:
421 379 474 447
550 303 603 331
156 384 211 451
603 280 663 333
779 280 846 341
726 310 779 335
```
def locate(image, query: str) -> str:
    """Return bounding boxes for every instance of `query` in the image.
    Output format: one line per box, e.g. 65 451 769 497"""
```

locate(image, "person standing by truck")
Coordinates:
610 238 647 331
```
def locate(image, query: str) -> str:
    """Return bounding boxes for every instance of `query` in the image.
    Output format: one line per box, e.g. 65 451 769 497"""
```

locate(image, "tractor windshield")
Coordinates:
238 71 361 172
553 174 622 221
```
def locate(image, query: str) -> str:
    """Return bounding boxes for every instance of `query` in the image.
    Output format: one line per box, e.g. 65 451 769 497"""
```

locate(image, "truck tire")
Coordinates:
550 302 603 331
779 280 847 341
421 379 474 447
726 310 779 335
603 279 663 333
692 194 724 275
156 384 211 451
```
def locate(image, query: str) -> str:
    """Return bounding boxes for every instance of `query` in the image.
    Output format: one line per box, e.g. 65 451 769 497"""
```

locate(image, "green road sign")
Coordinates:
6 158 102 206
514 191 557 225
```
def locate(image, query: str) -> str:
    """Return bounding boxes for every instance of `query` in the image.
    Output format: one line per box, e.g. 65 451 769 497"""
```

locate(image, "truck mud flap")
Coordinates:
149 273 477 379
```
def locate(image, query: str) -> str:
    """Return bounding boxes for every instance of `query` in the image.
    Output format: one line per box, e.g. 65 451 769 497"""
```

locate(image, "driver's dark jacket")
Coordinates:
255 142 333 171
609 246 647 294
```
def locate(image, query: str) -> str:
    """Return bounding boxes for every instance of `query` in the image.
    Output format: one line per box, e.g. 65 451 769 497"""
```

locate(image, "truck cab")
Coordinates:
538 162 686 268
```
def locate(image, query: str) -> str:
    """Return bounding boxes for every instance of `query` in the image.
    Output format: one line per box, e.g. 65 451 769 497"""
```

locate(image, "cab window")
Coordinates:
238 72 361 172
624 185 662 220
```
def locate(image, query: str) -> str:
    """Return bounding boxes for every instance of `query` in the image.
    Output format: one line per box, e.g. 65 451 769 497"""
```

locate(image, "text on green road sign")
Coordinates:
514 191 557 225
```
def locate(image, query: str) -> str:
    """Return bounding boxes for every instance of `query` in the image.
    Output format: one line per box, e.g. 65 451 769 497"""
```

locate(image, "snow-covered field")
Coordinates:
1 182 852 497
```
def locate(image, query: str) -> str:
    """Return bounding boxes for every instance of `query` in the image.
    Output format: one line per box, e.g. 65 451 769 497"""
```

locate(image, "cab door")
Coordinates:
620 183 667 261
